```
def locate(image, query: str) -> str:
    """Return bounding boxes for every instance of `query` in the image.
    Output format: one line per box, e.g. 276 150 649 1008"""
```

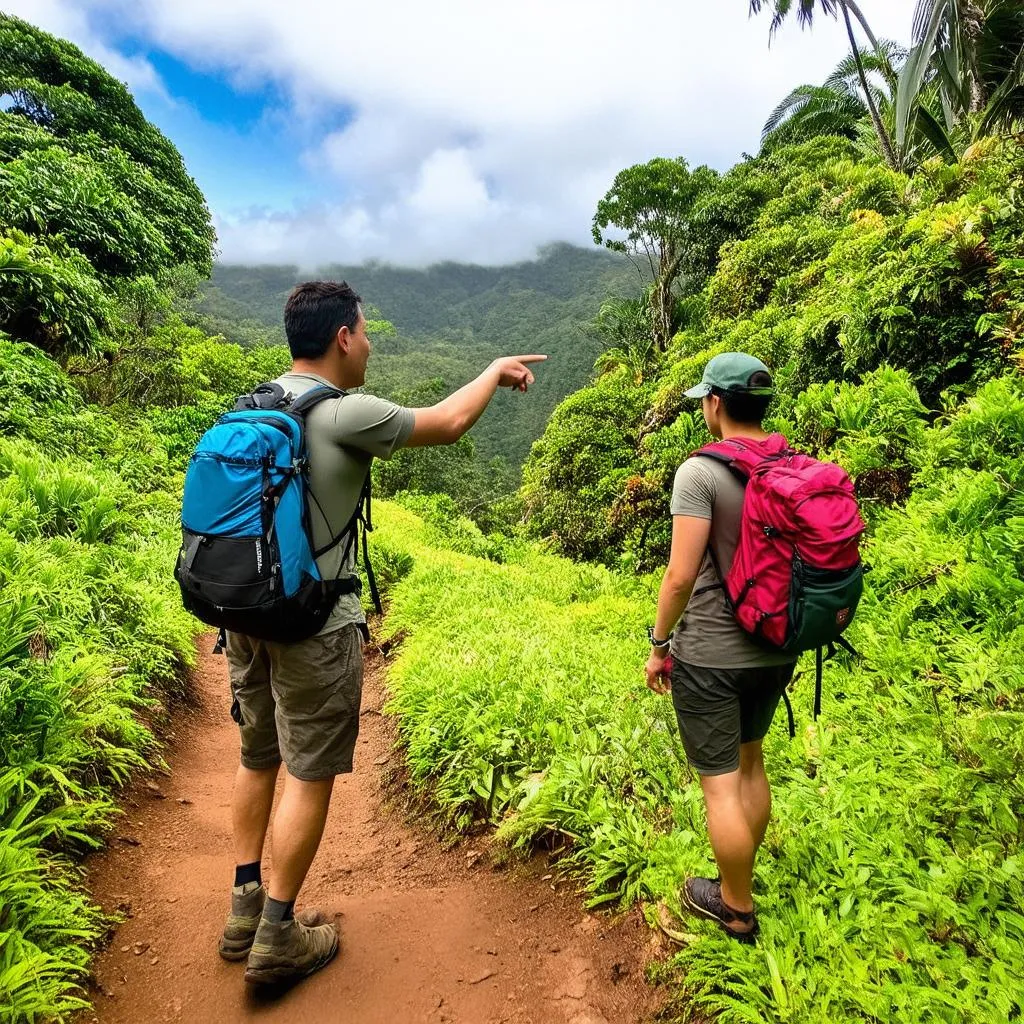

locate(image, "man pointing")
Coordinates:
218 280 545 986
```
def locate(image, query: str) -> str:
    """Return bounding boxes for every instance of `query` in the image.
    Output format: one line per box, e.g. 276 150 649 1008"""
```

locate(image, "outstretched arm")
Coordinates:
405 355 547 447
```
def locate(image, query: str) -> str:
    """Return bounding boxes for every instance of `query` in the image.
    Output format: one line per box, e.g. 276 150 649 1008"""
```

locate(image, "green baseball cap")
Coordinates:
684 352 774 399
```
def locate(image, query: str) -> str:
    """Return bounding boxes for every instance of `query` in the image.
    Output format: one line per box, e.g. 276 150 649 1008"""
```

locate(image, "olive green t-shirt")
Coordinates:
274 372 415 634
669 456 796 669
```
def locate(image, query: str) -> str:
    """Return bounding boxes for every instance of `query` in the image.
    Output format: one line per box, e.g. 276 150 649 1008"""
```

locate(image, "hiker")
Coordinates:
214 281 545 984
644 353 800 943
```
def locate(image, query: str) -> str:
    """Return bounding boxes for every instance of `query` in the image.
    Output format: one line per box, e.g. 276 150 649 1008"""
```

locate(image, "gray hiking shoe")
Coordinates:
219 884 266 961
682 876 759 944
243 914 339 986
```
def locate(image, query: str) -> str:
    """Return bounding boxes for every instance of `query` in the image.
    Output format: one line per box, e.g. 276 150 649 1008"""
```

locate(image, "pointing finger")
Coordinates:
512 354 547 364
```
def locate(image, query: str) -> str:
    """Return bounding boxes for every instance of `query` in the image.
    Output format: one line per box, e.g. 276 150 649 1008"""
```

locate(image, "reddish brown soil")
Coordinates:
82 638 667 1024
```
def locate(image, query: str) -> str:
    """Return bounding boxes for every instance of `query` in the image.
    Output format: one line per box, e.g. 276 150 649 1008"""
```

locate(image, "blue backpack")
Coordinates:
174 382 380 646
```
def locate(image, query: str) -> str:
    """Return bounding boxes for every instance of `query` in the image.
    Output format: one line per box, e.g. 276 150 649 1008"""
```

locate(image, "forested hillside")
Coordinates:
199 247 637 469
2 4 1024 1024
523 134 1024 567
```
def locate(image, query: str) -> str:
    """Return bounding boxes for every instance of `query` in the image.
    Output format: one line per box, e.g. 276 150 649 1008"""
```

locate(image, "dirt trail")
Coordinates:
83 637 665 1024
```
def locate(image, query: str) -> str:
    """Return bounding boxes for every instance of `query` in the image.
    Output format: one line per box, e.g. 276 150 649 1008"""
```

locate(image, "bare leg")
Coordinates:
232 763 280 866
699 769 756 918
738 740 772 849
266 772 336 902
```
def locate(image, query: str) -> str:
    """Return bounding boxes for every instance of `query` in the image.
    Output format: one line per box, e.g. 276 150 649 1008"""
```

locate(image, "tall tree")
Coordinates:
750 0 900 170
592 158 718 351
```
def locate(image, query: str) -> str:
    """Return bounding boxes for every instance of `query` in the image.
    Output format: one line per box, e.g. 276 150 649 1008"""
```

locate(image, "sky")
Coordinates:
5 0 916 267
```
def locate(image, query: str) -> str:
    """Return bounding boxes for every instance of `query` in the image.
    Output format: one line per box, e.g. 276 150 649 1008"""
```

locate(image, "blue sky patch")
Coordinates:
119 46 336 215
145 49 275 130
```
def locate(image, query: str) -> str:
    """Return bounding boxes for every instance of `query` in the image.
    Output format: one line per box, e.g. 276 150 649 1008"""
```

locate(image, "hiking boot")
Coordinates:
243 914 339 986
682 876 758 944
218 884 266 961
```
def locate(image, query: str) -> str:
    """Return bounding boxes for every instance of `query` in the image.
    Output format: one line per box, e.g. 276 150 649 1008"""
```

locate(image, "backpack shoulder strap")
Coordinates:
309 470 383 615
234 381 288 411
686 435 790 597
287 384 346 418
690 434 791 482
233 382 346 418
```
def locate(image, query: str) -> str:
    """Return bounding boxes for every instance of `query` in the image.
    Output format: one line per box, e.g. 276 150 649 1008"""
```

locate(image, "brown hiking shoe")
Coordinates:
219 884 266 961
243 914 339 986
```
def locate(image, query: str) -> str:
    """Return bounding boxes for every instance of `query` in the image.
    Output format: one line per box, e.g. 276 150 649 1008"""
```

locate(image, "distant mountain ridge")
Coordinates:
197 242 638 469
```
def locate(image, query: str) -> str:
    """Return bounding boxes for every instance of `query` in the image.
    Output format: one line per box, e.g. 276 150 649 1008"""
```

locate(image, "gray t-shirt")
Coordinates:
669 457 796 669
274 371 415 633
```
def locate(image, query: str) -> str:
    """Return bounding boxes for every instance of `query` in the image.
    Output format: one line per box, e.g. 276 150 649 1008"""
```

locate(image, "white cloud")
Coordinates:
8 0 917 265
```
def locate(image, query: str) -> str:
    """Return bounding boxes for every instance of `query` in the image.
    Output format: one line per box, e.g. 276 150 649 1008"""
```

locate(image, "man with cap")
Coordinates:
644 351 797 943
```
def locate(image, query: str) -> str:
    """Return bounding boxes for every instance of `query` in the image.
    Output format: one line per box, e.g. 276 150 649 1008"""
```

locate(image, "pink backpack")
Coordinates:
690 434 866 719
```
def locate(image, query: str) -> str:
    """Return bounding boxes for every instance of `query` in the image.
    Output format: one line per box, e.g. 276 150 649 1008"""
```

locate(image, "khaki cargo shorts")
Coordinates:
225 623 365 781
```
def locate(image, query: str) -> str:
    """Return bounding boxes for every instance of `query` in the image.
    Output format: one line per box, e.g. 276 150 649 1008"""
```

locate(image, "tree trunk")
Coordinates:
651 278 671 353
841 0 883 54
651 246 684 353
840 1 900 170
962 0 988 115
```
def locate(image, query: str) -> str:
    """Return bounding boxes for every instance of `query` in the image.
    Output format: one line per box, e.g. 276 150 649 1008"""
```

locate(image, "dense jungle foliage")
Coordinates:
523 134 1024 569
1 3 1024 1024
0 15 220 1019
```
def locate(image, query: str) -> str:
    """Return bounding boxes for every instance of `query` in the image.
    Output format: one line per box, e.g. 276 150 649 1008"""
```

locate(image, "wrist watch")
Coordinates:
647 626 672 649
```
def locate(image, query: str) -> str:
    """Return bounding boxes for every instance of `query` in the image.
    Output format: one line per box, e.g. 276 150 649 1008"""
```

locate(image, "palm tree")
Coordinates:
762 42 905 151
763 85 866 148
750 0 900 170
897 0 1024 151
586 296 659 384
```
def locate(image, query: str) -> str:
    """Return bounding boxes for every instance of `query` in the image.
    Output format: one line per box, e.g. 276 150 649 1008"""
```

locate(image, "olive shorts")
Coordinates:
225 623 365 781
669 660 796 776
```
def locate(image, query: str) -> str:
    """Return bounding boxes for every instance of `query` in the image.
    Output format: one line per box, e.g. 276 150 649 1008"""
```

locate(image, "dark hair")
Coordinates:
283 281 362 360
713 370 774 425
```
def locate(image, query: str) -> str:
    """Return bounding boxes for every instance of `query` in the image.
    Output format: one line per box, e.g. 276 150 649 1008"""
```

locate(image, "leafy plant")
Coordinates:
0 350 198 1022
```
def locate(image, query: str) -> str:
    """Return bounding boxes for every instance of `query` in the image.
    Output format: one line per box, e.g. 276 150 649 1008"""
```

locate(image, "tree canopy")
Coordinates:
0 14 215 355
591 158 718 351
